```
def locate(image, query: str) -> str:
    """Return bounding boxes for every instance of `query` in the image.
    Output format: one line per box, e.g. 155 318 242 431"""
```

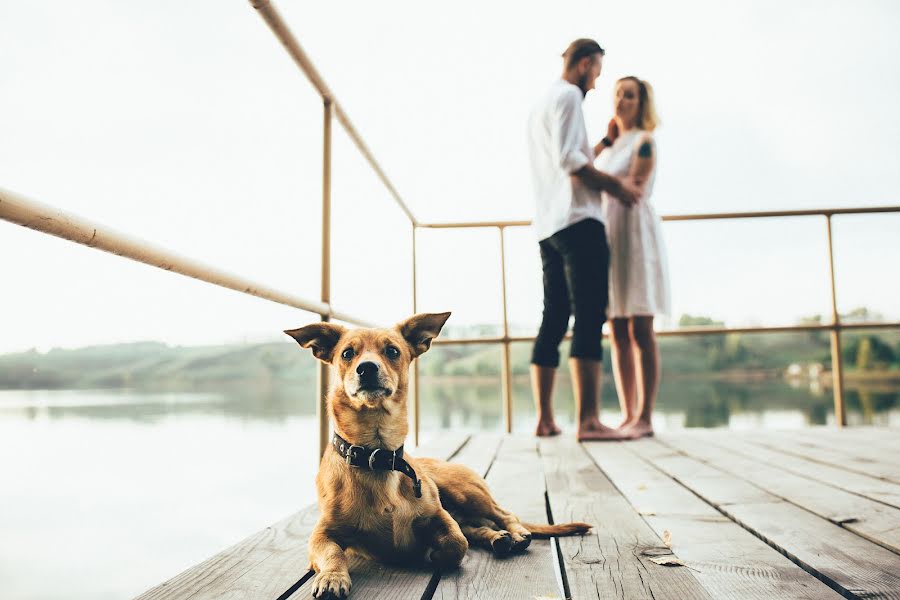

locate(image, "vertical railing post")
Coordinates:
825 214 846 427
499 226 513 433
411 225 420 446
317 100 333 457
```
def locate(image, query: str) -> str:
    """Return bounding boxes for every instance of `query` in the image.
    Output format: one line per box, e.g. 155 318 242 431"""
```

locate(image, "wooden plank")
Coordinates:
780 428 900 467
413 431 471 463
747 430 900 484
794 426 900 451
289 432 472 600
437 435 562 599
635 438 900 599
449 432 503 478
662 434 900 554
542 437 713 600
701 432 900 510
586 442 843 600
135 507 317 600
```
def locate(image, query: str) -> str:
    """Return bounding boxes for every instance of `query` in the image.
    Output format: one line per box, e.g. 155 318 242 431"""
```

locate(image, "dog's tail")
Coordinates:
521 521 592 538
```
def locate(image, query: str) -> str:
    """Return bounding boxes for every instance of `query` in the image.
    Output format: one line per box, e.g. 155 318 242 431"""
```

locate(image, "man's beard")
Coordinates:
576 73 590 96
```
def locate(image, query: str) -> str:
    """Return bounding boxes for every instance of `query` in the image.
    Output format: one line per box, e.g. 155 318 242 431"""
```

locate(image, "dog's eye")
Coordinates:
385 346 401 360
341 347 355 361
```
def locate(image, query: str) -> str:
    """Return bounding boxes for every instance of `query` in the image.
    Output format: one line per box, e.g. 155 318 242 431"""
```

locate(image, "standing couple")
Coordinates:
527 38 670 441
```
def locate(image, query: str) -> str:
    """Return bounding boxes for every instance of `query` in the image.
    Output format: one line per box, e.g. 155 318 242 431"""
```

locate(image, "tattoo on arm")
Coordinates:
638 141 653 158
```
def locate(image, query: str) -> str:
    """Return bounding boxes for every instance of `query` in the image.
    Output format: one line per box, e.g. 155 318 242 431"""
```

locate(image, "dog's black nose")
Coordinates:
356 361 379 379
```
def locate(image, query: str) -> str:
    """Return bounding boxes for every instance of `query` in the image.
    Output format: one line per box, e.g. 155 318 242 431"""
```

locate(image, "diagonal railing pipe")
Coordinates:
249 0 417 226
248 0 420 454
0 187 370 326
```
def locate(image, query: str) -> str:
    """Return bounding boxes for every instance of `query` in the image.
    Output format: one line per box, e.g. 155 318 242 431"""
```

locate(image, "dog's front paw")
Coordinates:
311 570 351 599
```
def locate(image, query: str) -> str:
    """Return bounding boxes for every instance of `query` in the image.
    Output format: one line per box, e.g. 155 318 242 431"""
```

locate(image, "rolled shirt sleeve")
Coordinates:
554 89 591 173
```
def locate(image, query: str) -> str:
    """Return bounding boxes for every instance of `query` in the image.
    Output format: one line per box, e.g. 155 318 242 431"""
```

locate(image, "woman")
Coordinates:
594 76 670 439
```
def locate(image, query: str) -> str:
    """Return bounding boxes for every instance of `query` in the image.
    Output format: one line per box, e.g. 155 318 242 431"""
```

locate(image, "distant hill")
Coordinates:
1 324 895 391
0 340 316 391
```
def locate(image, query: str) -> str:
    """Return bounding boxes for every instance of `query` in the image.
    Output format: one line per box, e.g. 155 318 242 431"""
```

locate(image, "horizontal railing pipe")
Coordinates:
0 187 370 326
416 206 899 230
430 321 900 346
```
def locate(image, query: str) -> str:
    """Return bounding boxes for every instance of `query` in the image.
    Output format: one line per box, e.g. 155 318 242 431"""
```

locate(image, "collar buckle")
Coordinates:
345 444 364 466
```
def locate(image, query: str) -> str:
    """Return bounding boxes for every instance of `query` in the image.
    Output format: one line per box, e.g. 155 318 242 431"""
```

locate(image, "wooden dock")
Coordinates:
136 428 900 600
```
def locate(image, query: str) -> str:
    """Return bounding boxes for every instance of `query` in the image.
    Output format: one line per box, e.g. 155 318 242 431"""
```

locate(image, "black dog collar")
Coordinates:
331 432 422 498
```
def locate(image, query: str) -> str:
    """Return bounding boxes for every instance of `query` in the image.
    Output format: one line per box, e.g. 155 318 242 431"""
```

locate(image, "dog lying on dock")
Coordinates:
285 312 591 598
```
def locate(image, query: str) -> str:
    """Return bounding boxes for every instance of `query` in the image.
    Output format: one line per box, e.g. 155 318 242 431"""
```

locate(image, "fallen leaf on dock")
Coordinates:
649 555 686 567
638 509 656 516
663 529 672 548
641 549 701 572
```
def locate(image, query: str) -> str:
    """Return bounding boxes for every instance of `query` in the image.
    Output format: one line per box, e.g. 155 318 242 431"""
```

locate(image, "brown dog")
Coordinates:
286 312 590 599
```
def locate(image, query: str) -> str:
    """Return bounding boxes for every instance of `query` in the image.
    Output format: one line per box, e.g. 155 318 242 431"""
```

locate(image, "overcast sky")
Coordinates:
1 0 899 353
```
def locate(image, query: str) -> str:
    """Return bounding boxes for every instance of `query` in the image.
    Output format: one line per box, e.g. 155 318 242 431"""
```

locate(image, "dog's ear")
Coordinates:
397 312 451 358
284 322 347 363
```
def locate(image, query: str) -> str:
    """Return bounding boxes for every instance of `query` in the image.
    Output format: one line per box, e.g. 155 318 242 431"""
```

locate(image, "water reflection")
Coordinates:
0 378 896 600
416 376 900 432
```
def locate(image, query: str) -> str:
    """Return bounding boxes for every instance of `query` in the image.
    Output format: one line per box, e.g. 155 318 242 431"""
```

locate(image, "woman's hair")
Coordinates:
618 76 660 132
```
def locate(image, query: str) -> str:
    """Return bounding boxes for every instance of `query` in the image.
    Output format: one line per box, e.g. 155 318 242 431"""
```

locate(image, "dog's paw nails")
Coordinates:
511 531 532 553
311 571 351 599
491 531 513 556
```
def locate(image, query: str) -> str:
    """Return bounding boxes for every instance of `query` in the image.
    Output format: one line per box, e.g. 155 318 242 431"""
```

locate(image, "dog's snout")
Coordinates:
356 361 379 379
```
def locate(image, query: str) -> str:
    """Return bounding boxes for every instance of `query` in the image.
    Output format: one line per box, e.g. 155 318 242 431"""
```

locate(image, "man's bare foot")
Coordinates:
535 420 562 437
577 418 627 441
622 420 654 439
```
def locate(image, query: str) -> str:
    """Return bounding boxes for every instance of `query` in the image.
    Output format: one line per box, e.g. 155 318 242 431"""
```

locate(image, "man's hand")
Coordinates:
612 176 643 206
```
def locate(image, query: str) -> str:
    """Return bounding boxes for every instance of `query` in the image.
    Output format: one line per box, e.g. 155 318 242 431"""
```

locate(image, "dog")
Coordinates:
285 312 591 599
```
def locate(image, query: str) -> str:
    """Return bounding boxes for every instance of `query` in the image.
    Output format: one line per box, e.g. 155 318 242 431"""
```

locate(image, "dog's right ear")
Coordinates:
284 322 347 363
397 312 451 358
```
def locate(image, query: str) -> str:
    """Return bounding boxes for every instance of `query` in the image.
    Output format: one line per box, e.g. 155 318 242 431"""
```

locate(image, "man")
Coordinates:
527 38 641 441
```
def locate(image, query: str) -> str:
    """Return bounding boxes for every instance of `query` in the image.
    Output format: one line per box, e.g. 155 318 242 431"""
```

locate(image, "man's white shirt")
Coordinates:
528 79 604 241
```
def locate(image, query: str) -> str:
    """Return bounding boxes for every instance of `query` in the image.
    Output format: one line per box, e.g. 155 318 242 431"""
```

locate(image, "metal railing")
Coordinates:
2 0 899 457
418 208 900 438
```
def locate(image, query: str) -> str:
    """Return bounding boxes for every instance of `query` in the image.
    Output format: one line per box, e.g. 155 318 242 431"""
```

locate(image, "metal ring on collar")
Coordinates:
368 448 380 470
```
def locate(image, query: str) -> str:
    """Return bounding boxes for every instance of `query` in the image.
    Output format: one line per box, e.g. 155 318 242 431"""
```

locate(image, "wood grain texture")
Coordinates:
748 430 900 484
663 434 900 554
437 434 562 600
135 506 317 600
786 428 900 465
701 431 900 509
413 432 471 464
449 432 503 478
542 437 713 600
639 437 900 600
585 441 843 600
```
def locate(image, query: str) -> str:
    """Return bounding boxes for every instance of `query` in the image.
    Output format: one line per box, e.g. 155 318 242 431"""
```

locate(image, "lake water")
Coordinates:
1 378 897 599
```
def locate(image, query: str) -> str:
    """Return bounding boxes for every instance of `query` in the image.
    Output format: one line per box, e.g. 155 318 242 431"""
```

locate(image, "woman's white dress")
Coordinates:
595 129 671 318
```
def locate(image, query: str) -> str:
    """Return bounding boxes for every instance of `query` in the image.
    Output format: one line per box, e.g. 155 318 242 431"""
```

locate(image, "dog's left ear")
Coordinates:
284 322 347 363
397 312 451 358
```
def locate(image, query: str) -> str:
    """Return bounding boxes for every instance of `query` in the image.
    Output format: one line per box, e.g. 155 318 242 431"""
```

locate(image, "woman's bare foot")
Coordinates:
616 418 639 431
622 420 654 439
577 417 627 441
535 420 562 437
